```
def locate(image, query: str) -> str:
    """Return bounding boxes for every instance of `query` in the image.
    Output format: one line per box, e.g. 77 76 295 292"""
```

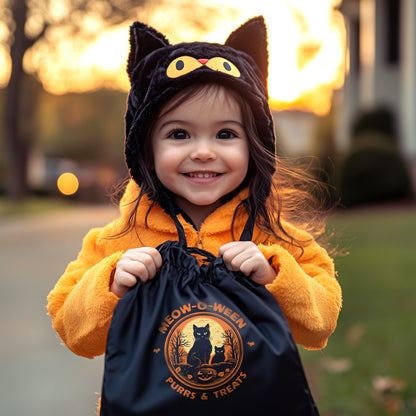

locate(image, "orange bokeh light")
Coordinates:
57 172 79 196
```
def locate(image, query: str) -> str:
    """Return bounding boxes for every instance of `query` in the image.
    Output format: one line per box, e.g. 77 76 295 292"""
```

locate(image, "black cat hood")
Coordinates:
124 16 276 186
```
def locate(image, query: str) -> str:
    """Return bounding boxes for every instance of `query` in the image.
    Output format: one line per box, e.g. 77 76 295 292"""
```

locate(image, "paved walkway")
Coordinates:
0 205 118 416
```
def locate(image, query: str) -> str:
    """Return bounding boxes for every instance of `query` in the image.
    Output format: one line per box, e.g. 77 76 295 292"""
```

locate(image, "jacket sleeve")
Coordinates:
47 226 124 359
258 231 342 350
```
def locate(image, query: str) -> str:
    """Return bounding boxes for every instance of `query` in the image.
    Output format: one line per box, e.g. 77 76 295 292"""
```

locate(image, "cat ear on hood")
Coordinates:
127 21 170 80
225 16 269 85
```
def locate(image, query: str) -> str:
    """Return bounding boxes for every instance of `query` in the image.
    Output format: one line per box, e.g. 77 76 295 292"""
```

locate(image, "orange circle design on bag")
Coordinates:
164 312 244 390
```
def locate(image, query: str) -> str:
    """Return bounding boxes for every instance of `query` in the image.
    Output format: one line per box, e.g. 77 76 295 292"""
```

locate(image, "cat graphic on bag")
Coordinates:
187 324 212 367
211 346 225 364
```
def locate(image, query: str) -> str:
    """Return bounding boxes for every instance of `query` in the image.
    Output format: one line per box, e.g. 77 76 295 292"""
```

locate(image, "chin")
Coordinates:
191 199 221 207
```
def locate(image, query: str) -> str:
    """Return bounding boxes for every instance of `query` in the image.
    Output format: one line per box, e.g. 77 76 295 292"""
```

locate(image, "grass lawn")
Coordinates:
302 206 416 415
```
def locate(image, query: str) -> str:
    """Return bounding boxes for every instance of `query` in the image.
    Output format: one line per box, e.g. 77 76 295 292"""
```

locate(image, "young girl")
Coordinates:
47 16 341 411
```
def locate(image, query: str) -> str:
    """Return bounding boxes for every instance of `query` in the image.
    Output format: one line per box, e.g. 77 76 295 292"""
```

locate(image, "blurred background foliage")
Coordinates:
339 107 412 206
0 79 128 201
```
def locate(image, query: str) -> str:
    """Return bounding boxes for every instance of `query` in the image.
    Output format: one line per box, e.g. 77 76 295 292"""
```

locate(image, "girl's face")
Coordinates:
152 86 249 226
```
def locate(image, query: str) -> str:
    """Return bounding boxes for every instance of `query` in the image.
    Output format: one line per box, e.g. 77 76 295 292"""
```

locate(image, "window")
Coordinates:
386 0 400 64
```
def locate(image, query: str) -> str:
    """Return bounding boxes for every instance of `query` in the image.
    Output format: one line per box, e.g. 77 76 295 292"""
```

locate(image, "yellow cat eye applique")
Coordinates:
166 56 203 78
205 57 240 78
166 56 241 79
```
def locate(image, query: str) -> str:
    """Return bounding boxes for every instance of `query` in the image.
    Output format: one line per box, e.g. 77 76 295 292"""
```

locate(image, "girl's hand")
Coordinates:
219 241 276 285
111 247 162 298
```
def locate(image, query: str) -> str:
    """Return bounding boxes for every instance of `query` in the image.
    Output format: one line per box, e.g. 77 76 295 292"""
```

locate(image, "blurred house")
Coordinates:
338 0 416 191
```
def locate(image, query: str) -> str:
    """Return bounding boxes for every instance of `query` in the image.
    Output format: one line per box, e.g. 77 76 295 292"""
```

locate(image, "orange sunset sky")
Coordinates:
0 0 346 115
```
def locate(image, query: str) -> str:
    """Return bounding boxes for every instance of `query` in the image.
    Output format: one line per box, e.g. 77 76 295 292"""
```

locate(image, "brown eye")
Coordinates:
206 57 240 78
168 129 189 140
166 56 202 78
217 129 236 139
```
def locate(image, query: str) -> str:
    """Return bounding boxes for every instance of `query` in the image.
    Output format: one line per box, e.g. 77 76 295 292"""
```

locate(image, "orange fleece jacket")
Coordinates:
47 180 342 358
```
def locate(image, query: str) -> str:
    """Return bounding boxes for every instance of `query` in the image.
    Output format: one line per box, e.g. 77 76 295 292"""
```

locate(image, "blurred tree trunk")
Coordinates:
4 0 31 200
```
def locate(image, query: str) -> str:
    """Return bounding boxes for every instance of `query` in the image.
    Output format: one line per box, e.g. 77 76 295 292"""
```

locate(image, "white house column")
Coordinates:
401 0 416 159
334 1 360 152
359 0 376 107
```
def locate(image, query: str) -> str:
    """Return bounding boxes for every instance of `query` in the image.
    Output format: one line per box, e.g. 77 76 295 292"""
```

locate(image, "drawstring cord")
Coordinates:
165 197 256 258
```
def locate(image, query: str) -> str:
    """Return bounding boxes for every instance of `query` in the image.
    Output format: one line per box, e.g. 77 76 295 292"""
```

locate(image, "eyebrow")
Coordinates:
157 119 244 131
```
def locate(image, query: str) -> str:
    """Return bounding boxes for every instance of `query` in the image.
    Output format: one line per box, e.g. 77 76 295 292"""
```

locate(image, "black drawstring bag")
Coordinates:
100 208 319 415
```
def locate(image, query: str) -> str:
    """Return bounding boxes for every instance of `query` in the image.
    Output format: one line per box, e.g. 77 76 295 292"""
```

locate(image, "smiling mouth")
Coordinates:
185 172 220 178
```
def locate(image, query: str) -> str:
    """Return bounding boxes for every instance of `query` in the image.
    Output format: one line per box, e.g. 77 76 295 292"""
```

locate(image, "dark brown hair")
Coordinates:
116 83 332 250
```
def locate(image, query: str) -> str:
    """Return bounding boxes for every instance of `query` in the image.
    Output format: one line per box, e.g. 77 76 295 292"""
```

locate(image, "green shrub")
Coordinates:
340 132 412 206
351 106 397 141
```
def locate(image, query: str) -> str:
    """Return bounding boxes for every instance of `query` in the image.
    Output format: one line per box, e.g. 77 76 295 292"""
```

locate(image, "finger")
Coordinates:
221 244 257 268
238 256 259 276
218 241 243 256
128 248 163 271
149 249 163 270
230 248 267 276
117 257 150 283
111 269 138 297
133 260 152 283
228 252 257 274
141 250 163 278
115 270 138 288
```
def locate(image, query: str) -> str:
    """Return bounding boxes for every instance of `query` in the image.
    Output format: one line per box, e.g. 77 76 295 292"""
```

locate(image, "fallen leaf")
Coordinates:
385 397 404 413
321 356 353 374
346 323 366 346
372 375 406 394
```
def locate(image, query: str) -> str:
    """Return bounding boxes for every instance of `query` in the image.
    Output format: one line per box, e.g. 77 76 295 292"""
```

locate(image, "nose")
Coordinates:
190 139 216 161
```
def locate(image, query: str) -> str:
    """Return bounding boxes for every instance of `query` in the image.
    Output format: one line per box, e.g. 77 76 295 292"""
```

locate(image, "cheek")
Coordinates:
153 146 180 180
229 145 249 176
